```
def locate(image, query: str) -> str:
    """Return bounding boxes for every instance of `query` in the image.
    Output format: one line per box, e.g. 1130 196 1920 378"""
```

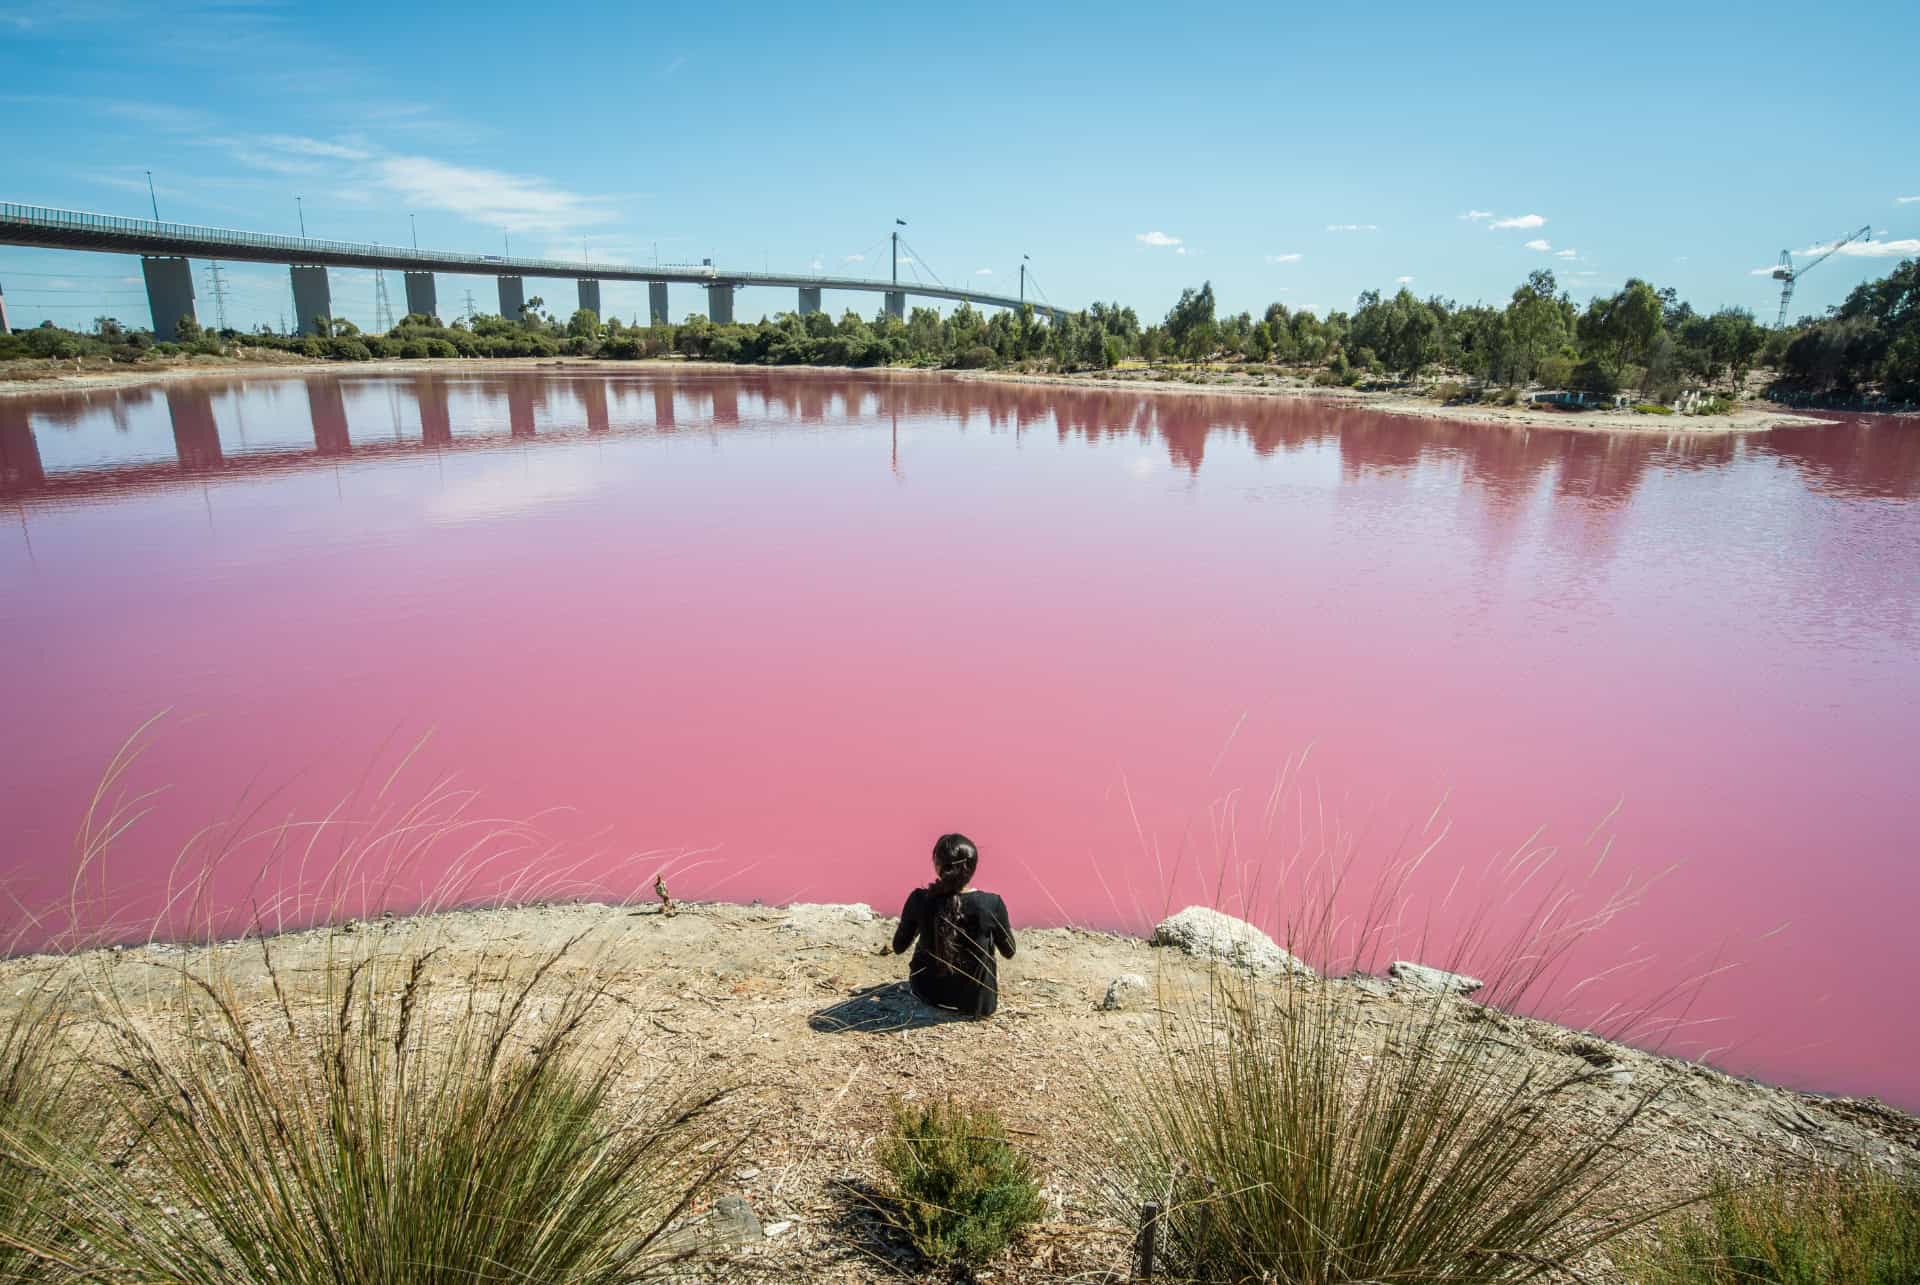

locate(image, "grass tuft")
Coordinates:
18 929 735 1283
1629 1164 1920 1284
875 1096 1047 1267
0 983 99 1282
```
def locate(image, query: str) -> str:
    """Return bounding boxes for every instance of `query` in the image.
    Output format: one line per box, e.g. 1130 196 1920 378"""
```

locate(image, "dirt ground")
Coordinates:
7 900 1915 1283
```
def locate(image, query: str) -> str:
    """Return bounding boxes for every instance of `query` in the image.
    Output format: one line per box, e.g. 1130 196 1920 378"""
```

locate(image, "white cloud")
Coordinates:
1327 223 1378 232
1136 230 1182 247
375 155 615 235
974 267 993 276
259 134 371 162
1524 239 1552 252
844 253 865 262
1748 266 1779 276
1174 246 1188 256
808 256 823 272
1264 252 1303 263
1491 213 1546 230
1897 196 1920 204
1555 249 1578 258
1459 210 1493 221
1395 275 1414 284
1795 237 1920 258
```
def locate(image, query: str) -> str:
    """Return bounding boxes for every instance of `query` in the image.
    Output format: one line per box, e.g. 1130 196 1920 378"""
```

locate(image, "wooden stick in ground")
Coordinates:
1134 1199 1159 1280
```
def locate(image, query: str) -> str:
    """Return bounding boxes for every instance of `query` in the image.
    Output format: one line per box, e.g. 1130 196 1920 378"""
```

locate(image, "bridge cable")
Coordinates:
893 236 949 293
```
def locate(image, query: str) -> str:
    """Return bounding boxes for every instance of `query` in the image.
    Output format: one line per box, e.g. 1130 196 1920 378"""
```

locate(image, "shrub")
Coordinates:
1111 966 1673 1284
1693 396 1735 416
1634 402 1674 415
952 344 998 370
0 984 97 1281
1537 353 1576 388
1311 368 1343 387
876 1097 1046 1267
21 933 735 1284
1496 385 1521 405
1573 359 1621 396
1430 380 1467 403
1629 1166 1920 1285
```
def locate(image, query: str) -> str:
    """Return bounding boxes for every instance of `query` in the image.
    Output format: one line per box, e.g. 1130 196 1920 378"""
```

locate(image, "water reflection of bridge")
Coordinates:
2 371 1914 509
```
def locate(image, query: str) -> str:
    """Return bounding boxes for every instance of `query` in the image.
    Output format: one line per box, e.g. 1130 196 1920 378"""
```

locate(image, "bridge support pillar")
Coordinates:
577 279 601 317
142 256 197 341
498 275 526 324
289 265 331 337
884 290 905 322
797 287 822 316
706 283 734 325
403 271 437 321
648 282 669 326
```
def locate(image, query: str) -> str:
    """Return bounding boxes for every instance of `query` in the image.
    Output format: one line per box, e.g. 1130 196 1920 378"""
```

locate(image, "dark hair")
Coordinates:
927 833 979 972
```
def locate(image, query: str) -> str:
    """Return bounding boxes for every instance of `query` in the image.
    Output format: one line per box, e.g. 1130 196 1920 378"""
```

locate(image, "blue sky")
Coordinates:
2 0 1915 334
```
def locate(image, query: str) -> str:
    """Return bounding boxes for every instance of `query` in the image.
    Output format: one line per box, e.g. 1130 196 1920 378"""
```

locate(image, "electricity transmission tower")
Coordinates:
206 261 231 331
373 271 395 332
464 290 476 324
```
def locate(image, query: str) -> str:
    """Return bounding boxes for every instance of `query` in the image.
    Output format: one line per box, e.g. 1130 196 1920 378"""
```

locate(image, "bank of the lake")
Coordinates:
0 353 1837 434
6 899 1914 1284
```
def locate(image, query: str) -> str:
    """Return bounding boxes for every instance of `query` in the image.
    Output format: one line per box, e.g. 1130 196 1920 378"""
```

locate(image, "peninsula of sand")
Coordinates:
5 899 1914 1283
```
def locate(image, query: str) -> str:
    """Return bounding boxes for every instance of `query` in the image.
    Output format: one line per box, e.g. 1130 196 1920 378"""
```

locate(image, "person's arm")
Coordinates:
991 895 1016 959
891 889 923 955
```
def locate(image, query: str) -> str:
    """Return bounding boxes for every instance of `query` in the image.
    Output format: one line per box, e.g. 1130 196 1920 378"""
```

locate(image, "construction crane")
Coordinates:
1771 224 1871 327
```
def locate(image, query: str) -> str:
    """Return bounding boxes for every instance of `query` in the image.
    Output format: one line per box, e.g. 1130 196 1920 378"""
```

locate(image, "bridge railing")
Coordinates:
0 201 677 279
0 201 1061 313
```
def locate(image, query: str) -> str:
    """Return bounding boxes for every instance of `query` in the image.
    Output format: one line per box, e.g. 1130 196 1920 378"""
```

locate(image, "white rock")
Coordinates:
1149 907 1315 977
779 903 875 933
1388 961 1484 995
1099 973 1150 1011
763 1220 793 1239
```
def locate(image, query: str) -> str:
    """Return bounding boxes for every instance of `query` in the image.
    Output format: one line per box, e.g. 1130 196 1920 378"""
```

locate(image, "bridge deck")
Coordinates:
0 202 1059 315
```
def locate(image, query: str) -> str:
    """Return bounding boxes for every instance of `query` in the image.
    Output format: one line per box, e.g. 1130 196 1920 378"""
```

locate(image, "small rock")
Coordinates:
1388 961 1484 995
1099 973 1150 1011
764 1220 793 1239
706 1194 761 1246
1149 907 1315 977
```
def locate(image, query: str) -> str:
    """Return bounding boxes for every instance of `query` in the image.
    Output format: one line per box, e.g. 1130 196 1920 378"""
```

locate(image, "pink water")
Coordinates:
2 371 1916 1102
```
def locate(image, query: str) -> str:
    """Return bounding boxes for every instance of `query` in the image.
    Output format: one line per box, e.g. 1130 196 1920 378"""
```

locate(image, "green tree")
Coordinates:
1164 282 1217 362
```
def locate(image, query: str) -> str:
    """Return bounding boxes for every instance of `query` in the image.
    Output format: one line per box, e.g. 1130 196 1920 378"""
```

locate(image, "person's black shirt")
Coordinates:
891 888 1015 1017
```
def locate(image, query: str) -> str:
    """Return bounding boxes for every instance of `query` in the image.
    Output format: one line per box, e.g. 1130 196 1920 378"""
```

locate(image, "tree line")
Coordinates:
6 260 1914 404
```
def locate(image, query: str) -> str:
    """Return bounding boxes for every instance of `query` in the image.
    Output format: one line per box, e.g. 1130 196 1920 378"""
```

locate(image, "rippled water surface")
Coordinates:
2 370 1915 1101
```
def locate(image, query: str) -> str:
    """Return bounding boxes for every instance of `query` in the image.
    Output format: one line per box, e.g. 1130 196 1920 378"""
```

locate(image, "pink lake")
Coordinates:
1 370 1915 1103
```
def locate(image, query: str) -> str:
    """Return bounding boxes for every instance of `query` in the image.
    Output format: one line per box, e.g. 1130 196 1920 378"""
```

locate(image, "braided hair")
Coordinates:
926 833 979 973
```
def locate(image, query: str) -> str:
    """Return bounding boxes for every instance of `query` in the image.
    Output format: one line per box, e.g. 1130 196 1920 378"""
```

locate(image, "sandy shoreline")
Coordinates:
6 898 1915 1282
0 353 1839 435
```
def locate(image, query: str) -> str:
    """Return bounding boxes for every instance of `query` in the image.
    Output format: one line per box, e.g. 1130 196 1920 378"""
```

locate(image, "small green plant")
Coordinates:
1630 1165 1920 1284
1635 402 1675 415
1692 396 1736 416
1430 380 1467 403
876 1097 1046 1266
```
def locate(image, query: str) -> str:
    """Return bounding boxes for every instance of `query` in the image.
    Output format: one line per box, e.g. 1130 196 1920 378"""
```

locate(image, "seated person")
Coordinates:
889 832 1015 1017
